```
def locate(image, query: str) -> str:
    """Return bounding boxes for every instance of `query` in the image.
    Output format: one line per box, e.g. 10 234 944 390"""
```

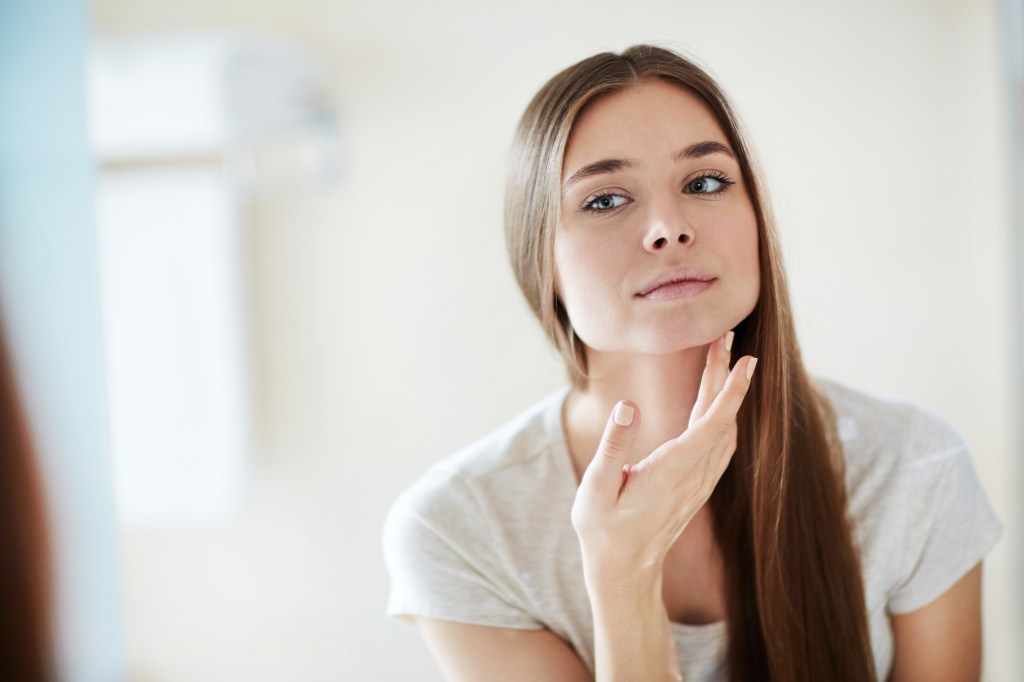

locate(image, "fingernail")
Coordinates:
725 331 734 352
746 357 758 380
613 401 635 426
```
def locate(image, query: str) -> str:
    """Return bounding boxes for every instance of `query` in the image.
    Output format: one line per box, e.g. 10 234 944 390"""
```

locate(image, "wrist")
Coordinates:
581 546 663 586
582 558 664 605
585 564 681 682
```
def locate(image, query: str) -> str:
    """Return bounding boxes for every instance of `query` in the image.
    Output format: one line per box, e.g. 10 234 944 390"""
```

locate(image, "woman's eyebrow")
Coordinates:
676 140 735 162
562 158 639 193
562 140 736 194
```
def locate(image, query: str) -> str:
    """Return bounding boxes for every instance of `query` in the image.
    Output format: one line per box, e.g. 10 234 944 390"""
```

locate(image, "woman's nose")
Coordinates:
642 202 695 252
647 232 692 250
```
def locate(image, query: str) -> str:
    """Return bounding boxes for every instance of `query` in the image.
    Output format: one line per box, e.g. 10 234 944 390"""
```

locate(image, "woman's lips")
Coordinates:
638 278 716 301
635 266 717 300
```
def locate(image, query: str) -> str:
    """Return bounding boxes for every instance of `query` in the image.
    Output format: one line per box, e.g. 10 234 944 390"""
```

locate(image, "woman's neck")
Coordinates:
562 346 710 480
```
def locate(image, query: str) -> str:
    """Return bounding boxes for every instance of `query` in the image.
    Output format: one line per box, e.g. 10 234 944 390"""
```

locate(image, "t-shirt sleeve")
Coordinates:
382 468 543 629
887 410 1004 614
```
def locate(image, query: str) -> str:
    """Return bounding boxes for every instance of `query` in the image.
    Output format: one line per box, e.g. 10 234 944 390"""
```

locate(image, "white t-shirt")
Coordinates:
383 377 1004 680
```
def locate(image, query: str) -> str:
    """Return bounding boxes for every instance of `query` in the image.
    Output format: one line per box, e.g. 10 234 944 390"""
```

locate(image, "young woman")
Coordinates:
383 45 1004 681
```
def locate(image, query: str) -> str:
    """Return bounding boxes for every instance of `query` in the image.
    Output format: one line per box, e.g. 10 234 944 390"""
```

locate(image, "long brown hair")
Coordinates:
0 327 54 681
505 45 876 681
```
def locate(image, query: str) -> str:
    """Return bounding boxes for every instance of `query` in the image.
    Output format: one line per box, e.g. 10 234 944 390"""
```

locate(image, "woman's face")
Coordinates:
555 78 760 357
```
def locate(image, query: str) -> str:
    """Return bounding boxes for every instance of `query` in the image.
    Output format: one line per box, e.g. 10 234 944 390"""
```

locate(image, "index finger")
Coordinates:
700 355 757 434
690 331 733 427
629 356 755 491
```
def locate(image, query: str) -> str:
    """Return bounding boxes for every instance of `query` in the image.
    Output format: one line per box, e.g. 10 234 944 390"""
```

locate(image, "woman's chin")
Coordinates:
588 337 719 359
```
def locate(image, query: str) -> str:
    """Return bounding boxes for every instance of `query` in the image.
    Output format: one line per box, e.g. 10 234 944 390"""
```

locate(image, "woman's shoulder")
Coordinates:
386 386 572 524
382 387 578 629
812 377 1004 616
812 375 969 470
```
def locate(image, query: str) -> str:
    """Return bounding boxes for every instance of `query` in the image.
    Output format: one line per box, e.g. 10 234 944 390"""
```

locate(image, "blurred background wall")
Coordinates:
22 0 1017 678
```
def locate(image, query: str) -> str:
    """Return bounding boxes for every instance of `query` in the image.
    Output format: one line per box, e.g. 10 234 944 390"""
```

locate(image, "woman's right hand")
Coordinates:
570 332 758 589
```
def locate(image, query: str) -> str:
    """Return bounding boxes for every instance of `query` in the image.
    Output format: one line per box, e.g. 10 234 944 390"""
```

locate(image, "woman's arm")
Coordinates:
572 338 755 682
585 572 680 682
888 562 983 682
413 617 593 682
411 579 680 682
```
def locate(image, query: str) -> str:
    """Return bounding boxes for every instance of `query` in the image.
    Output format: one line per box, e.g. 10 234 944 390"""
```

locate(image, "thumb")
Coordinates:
579 400 640 502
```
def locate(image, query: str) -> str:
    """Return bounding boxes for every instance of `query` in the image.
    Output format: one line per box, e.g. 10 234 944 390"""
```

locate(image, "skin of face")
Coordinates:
555 78 761 360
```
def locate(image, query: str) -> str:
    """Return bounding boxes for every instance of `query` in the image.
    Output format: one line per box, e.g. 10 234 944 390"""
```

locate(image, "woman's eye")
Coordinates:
684 174 734 195
583 193 629 212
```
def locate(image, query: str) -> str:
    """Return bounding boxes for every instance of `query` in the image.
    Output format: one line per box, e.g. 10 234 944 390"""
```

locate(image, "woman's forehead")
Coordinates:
563 80 730 178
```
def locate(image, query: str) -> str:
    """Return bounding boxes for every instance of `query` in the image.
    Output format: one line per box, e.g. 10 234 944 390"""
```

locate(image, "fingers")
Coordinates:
700 356 758 440
579 400 641 505
655 356 754 491
690 331 734 426
577 352 755 510
673 354 756 457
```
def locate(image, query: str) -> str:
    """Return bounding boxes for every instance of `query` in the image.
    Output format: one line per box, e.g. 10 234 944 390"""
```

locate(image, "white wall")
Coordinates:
91 0 1020 679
